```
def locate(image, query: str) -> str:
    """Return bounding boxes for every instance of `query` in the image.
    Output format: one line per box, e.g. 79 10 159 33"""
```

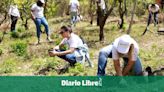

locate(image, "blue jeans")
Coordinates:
97 45 142 76
34 17 50 39
70 11 78 25
56 50 76 65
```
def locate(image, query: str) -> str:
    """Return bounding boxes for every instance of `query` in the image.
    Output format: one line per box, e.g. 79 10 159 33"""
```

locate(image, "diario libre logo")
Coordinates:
61 78 102 87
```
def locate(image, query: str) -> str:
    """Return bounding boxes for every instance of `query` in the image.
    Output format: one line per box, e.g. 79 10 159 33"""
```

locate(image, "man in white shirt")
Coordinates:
31 0 51 44
69 0 80 26
8 4 20 32
49 26 84 65
97 35 142 76
112 35 142 76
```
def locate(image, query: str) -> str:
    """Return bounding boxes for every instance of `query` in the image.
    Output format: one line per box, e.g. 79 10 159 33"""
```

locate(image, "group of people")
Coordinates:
9 0 80 44
8 0 162 76
48 26 143 76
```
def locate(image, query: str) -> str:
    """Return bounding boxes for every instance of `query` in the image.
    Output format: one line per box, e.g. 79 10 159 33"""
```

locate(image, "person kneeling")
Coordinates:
49 26 91 66
97 35 142 76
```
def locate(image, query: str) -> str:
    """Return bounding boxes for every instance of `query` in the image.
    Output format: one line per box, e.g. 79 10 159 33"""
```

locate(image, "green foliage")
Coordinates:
10 32 20 38
0 59 16 74
68 63 84 75
10 28 33 39
17 27 25 33
111 25 116 31
59 44 68 51
11 41 27 56
32 58 60 71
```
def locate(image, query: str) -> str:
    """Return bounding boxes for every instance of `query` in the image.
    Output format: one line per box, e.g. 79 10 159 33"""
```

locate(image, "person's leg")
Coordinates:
147 12 152 27
133 57 142 75
154 12 159 26
34 18 42 43
70 12 77 26
11 16 18 32
97 45 113 76
70 12 74 25
55 50 76 65
74 12 78 24
58 54 76 65
40 17 50 40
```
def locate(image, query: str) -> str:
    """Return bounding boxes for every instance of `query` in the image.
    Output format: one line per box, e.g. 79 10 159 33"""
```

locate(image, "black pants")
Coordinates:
147 11 159 27
11 15 18 32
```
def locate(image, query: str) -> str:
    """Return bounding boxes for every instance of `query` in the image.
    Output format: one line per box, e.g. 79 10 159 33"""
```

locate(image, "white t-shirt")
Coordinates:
61 33 83 49
99 0 106 10
8 5 20 17
112 37 139 61
149 4 160 13
31 3 44 18
69 0 80 12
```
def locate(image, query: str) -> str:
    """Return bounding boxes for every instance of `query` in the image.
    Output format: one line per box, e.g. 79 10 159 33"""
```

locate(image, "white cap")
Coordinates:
39 0 45 3
116 35 132 54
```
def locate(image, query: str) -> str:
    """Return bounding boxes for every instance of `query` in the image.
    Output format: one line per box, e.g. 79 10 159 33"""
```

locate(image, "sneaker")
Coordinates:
37 39 41 44
146 27 149 31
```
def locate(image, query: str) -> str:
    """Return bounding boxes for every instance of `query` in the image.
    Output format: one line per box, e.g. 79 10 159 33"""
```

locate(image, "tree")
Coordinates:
127 0 137 34
97 0 117 41
118 0 127 29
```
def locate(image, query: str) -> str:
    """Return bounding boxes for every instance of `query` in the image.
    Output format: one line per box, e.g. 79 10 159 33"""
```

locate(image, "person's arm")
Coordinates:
114 59 122 76
148 5 151 12
122 60 135 76
31 10 35 20
53 39 66 50
122 44 135 76
112 46 122 76
31 4 36 20
49 47 75 56
8 6 12 15
17 8 20 18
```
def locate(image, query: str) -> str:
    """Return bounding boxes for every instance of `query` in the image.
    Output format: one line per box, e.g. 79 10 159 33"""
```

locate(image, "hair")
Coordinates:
60 25 72 33
151 4 155 8
37 0 44 7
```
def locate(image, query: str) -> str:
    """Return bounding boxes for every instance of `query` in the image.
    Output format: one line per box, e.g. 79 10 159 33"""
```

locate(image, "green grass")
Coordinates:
0 17 163 76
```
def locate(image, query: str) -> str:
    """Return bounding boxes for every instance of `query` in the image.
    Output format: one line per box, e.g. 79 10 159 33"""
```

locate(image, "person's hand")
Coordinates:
31 16 35 20
49 50 59 57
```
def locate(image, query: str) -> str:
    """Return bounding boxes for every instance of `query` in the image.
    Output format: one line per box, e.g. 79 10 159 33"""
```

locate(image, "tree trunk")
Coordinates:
89 0 94 25
97 0 117 41
99 20 105 41
118 0 126 29
127 0 137 34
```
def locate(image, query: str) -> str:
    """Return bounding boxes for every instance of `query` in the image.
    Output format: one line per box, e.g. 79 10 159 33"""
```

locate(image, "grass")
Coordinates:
0 17 163 76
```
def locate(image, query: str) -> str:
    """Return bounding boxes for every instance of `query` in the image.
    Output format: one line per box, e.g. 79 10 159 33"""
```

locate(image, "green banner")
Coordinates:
0 76 164 92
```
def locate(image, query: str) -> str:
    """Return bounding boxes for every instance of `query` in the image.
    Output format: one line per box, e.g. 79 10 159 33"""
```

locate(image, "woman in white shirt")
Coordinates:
31 0 51 44
8 4 20 32
49 26 84 65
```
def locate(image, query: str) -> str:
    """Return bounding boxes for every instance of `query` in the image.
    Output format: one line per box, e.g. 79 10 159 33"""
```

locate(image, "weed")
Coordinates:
11 41 28 56
0 59 16 73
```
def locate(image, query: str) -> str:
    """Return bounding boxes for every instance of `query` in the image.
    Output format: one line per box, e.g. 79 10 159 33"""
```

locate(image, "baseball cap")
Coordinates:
116 35 132 54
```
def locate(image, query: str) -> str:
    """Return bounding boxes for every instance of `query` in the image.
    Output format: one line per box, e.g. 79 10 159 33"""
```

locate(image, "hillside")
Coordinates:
0 17 164 76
